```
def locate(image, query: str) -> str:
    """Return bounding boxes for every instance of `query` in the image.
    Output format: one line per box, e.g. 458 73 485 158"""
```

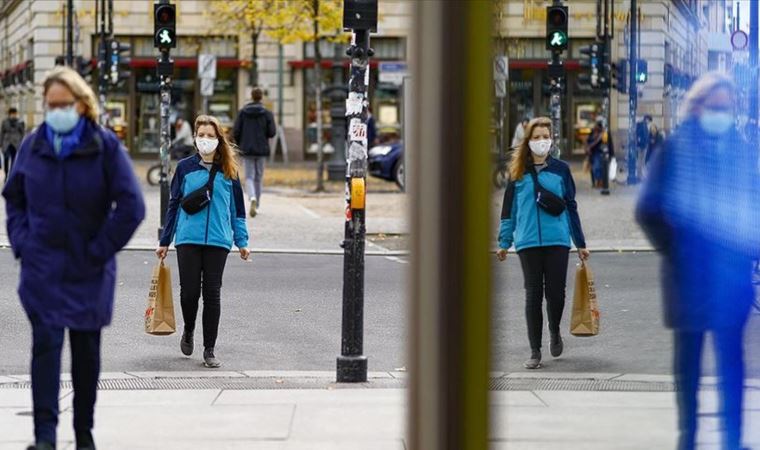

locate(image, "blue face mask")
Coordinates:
45 105 81 134
699 109 734 136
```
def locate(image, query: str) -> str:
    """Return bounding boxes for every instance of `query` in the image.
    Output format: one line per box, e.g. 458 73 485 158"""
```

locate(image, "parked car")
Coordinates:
368 141 405 191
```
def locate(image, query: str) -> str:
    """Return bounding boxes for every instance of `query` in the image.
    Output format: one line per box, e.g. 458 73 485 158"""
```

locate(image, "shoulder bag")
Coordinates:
181 165 219 214
528 166 566 217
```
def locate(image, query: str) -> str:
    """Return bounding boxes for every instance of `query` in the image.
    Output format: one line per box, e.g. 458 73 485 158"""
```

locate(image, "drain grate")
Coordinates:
489 378 678 392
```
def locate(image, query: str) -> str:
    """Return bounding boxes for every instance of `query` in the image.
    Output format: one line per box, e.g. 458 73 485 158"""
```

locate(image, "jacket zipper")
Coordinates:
534 174 543 245
204 179 212 244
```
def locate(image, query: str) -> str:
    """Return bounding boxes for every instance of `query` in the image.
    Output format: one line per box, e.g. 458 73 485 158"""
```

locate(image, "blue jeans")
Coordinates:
674 328 745 450
31 323 101 446
590 152 604 185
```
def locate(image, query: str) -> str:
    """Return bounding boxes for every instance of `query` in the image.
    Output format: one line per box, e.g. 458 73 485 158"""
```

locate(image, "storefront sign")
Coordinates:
378 61 408 85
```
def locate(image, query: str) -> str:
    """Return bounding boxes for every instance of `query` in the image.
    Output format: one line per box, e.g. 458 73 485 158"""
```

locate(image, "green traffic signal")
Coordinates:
549 31 567 49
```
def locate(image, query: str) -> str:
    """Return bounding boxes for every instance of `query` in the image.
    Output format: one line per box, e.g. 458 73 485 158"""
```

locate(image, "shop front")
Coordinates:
290 37 407 158
96 35 240 157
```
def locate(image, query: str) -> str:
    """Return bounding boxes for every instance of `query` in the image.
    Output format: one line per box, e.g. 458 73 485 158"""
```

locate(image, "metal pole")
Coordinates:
750 0 758 128
626 0 638 185
66 0 74 66
98 0 107 125
600 0 611 195
549 50 562 159
337 28 371 383
158 50 172 240
108 0 113 36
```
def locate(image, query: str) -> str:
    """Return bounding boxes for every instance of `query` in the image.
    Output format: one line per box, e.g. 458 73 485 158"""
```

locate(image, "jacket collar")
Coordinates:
31 122 103 159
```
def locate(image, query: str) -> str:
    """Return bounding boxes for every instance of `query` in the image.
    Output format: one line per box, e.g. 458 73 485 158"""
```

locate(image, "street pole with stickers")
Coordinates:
546 0 568 159
154 0 176 239
336 0 377 383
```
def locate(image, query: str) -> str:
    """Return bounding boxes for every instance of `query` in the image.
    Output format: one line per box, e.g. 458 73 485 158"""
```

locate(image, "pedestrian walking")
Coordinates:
636 72 758 450
496 117 590 370
170 117 194 158
2 66 146 450
635 114 652 179
232 87 276 218
0 106 25 182
586 118 605 188
157 114 250 369
511 116 529 149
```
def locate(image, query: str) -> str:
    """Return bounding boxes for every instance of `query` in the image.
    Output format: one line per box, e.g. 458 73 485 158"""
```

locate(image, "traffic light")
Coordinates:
154 3 176 50
578 42 604 90
76 56 94 81
636 59 648 84
109 40 131 85
545 5 568 51
612 58 627 93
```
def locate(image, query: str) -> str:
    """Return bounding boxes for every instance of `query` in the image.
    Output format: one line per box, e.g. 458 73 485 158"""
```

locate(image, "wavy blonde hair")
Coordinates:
194 114 240 180
43 66 99 123
679 71 735 119
508 117 552 181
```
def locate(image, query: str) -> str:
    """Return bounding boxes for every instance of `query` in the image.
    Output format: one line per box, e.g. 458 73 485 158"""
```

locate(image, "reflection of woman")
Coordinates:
496 117 589 370
637 72 756 450
3 66 145 450
157 115 250 369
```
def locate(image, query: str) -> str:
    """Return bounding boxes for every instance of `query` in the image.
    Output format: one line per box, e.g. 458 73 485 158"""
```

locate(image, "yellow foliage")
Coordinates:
209 0 349 44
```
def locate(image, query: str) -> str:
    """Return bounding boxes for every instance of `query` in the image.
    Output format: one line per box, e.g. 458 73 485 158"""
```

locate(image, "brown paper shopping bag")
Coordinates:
145 260 176 335
570 261 600 336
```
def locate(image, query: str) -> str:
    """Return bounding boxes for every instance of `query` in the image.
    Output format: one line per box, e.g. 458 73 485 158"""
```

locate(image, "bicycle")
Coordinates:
146 145 193 186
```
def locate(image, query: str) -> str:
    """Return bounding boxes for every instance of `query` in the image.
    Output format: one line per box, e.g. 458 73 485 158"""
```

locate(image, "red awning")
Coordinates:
129 58 244 69
510 59 582 70
288 60 381 69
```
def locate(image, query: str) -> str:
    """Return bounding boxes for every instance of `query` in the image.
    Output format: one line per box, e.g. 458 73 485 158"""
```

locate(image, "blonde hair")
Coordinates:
43 66 99 123
508 117 552 181
194 114 240 180
679 71 735 119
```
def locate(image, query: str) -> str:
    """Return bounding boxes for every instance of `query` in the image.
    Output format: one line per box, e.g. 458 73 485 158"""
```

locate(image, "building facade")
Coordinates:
0 0 412 159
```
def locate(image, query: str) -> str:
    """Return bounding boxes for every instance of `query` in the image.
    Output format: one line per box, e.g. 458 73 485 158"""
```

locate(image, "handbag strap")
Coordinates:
206 164 219 197
527 165 540 199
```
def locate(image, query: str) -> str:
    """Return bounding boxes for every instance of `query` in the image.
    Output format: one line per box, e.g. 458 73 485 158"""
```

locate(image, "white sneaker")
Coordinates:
249 199 257 218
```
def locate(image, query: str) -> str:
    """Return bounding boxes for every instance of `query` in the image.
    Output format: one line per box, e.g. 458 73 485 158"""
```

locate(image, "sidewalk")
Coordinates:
0 161 652 254
1 371 758 449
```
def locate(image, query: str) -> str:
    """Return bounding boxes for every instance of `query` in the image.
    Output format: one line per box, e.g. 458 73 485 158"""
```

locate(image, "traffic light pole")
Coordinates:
549 51 563 159
157 50 173 241
600 0 611 195
626 0 639 185
337 25 374 384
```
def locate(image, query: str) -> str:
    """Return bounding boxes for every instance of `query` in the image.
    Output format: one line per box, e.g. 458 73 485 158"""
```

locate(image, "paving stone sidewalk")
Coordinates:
0 372 757 450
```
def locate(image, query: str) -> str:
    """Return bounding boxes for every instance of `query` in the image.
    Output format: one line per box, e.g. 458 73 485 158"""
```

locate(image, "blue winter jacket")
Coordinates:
498 157 586 251
2 121 146 330
159 153 248 249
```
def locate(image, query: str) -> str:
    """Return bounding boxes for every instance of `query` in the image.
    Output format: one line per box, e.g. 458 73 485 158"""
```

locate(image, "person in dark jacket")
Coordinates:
157 114 250 369
1 106 25 182
2 67 145 450
637 72 759 450
232 87 276 218
496 117 590 370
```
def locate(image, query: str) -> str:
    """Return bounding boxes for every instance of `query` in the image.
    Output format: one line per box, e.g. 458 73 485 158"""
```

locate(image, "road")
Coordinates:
0 250 758 378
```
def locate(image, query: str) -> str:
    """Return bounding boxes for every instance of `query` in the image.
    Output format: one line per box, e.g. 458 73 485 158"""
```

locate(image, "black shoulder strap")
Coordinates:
207 165 219 197
527 165 540 197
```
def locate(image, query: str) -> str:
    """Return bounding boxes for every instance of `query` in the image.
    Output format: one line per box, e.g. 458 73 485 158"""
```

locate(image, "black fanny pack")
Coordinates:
181 165 218 215
529 167 566 216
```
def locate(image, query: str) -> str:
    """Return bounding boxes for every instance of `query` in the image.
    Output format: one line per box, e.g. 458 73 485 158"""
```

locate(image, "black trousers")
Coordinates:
674 328 745 450
176 244 229 349
3 144 17 181
517 246 570 352
31 323 101 446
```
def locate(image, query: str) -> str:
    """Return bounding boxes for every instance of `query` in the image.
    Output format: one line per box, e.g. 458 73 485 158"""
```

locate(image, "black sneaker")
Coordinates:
27 443 55 450
550 333 564 358
203 347 221 368
76 429 96 450
523 350 542 369
180 331 194 356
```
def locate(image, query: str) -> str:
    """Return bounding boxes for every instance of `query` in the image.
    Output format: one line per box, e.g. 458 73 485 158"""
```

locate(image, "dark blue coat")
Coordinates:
2 121 145 330
636 118 758 331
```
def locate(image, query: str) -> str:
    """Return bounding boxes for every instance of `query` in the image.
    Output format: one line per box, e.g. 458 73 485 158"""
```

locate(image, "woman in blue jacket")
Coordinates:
2 67 145 450
637 72 757 450
156 115 249 368
496 117 589 370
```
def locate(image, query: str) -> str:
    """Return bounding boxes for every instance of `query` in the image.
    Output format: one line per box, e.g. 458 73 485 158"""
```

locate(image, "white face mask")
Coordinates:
195 137 218 155
529 139 552 157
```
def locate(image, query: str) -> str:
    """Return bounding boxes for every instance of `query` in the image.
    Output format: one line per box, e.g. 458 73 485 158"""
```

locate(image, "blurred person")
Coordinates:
1 106 25 182
636 72 757 450
635 114 653 179
367 106 378 147
586 118 605 188
233 87 276 218
2 66 145 450
496 117 590 369
511 116 529 149
156 114 250 369
171 117 194 159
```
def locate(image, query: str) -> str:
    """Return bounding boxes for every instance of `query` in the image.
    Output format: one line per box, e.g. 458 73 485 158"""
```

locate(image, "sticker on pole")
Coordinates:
349 118 367 142
200 78 214 97
346 93 364 116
